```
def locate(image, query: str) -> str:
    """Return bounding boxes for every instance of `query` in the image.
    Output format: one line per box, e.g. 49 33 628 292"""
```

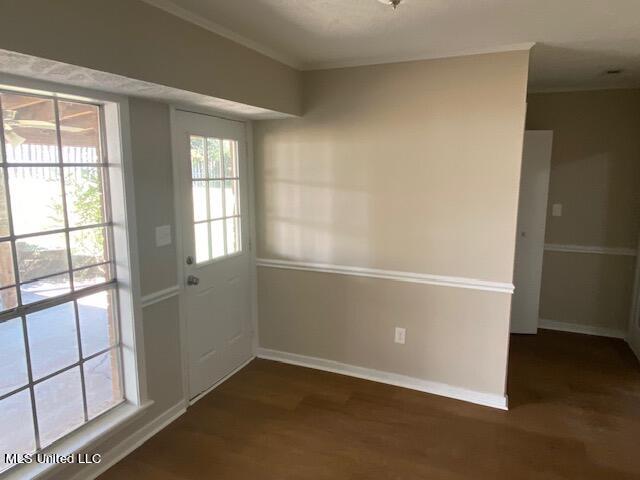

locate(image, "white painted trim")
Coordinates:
65 401 186 480
140 0 301 69
257 348 508 410
256 258 514 294
246 122 260 356
305 42 535 71
539 319 626 339
141 285 181 308
626 233 640 362
528 85 640 94
189 356 255 406
544 243 637 256
6 401 152 480
106 96 149 406
168 106 191 408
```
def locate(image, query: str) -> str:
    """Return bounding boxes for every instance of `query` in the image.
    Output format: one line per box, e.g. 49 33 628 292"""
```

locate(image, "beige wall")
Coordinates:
0 5 531 476
255 51 530 396
129 99 178 296
540 251 635 332
256 51 529 281
0 0 302 116
527 89 640 332
259 269 514 394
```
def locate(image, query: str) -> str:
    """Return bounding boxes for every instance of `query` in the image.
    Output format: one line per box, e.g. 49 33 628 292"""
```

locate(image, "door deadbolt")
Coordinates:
186 256 194 265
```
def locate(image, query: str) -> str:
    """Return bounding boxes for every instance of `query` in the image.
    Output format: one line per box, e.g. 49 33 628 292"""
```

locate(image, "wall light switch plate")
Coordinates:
552 203 562 217
155 225 172 247
394 327 406 345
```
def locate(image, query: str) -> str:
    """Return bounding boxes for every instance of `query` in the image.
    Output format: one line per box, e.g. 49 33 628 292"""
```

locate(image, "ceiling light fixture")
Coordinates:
378 0 403 10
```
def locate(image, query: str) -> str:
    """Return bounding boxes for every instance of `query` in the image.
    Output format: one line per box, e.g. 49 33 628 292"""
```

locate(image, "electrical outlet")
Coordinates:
394 327 406 345
552 203 562 217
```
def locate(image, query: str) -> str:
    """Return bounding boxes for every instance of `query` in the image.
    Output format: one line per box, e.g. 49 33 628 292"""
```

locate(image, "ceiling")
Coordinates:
143 0 640 91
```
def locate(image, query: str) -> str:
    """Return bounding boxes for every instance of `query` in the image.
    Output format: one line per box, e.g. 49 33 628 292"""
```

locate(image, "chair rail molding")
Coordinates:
544 243 637 256
256 258 514 294
141 285 181 308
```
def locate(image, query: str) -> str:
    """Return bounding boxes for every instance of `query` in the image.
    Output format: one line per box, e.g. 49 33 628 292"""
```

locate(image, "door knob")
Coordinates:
187 275 200 286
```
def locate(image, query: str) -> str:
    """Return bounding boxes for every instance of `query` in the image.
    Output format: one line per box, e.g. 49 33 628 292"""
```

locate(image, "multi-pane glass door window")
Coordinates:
0 90 122 471
190 136 242 263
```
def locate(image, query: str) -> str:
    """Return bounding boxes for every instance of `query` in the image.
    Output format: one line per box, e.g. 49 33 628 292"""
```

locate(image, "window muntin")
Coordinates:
0 89 123 471
190 136 242 264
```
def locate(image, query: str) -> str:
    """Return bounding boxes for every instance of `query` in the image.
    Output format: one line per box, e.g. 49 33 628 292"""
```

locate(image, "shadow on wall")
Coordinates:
258 55 529 281
261 137 373 265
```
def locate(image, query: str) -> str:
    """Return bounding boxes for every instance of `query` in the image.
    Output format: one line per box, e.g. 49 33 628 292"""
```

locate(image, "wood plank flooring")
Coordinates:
99 330 640 479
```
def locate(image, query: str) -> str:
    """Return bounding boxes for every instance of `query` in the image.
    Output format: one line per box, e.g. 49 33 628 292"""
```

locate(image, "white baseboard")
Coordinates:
539 319 626 339
68 401 187 480
257 348 508 411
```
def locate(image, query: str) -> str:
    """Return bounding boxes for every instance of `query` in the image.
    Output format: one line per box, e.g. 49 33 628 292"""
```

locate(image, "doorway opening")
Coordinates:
508 89 640 410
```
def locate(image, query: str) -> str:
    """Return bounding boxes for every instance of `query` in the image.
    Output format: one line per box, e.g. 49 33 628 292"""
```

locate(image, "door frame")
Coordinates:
169 105 259 406
627 235 640 361
510 130 553 334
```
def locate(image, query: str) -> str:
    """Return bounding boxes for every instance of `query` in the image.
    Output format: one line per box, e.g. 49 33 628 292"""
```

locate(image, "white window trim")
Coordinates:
0 73 150 479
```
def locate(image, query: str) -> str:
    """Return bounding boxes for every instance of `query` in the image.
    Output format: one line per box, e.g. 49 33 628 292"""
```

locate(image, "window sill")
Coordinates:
2 400 153 480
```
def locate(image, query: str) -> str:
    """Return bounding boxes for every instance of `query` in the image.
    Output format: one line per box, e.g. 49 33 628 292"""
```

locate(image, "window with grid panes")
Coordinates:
190 136 242 263
0 90 123 472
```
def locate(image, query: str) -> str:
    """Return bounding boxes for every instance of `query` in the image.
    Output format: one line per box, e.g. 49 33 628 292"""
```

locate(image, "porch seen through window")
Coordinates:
0 89 123 473
190 136 242 263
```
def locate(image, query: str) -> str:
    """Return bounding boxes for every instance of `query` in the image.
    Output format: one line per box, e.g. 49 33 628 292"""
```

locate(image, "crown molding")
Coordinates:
528 84 640 94
139 1 533 73
301 42 536 71
140 0 302 69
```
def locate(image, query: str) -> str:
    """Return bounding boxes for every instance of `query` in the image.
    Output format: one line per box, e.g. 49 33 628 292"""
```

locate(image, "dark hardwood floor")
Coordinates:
99 330 640 479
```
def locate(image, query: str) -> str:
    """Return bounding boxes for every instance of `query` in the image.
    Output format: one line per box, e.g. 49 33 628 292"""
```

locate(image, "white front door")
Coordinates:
511 130 553 334
174 110 253 400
